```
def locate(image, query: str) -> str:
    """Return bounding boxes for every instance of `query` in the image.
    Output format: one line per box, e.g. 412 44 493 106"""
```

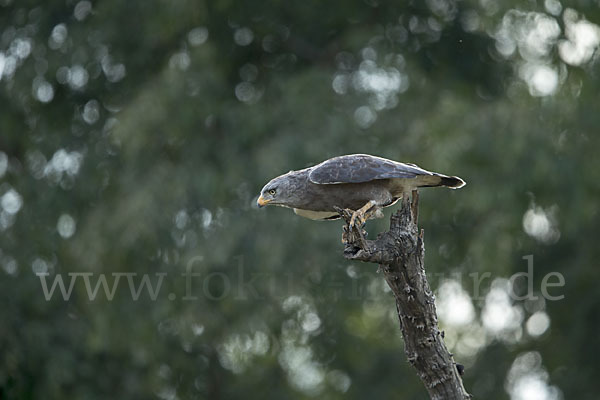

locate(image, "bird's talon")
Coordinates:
349 211 364 231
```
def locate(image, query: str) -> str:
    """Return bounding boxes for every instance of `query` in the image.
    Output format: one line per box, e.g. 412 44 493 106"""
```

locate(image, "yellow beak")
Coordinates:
257 195 271 208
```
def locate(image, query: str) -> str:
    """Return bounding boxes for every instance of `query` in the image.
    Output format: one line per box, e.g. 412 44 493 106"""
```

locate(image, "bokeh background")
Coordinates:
1 0 600 399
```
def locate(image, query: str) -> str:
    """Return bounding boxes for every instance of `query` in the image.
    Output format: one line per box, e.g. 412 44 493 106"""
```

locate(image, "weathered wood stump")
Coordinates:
336 191 470 400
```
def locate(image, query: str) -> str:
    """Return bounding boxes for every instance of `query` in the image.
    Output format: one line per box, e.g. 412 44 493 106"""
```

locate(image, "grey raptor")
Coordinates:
257 154 465 228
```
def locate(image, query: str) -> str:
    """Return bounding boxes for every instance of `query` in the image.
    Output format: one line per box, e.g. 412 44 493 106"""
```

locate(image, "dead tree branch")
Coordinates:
337 191 471 400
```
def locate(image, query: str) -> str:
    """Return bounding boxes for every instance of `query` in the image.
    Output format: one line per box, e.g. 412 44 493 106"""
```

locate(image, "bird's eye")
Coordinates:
268 189 276 196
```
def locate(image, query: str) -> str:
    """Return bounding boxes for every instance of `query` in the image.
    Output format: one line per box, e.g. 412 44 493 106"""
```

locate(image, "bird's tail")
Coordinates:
439 175 466 189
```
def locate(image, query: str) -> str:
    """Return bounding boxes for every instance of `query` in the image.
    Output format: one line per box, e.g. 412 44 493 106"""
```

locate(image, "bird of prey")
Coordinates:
257 154 465 228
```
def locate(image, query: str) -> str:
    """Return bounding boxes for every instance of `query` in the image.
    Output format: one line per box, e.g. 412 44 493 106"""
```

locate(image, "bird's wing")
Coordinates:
308 154 433 184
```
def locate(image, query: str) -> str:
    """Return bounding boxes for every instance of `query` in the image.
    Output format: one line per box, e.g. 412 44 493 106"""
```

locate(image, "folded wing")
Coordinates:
308 154 434 185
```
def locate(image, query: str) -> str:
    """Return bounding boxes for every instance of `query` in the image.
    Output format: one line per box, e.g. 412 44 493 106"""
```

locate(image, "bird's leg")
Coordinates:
349 200 377 230
365 207 384 220
334 206 363 245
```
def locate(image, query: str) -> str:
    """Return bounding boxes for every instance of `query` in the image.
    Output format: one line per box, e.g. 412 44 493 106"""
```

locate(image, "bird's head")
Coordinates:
257 172 299 208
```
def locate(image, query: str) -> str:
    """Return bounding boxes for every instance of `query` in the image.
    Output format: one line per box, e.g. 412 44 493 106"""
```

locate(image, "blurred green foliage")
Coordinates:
1 0 600 399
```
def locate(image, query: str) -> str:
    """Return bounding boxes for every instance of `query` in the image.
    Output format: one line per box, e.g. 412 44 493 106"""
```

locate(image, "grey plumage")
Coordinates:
309 154 431 184
257 154 465 221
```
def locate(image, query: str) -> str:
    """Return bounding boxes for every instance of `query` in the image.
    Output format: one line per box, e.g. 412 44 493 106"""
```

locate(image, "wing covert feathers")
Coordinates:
308 154 431 184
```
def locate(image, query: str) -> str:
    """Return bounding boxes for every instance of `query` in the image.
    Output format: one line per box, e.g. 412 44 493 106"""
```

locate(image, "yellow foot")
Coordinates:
349 211 365 230
349 200 377 230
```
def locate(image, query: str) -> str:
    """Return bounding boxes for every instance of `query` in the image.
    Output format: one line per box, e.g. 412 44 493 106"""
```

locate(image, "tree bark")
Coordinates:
337 191 471 400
